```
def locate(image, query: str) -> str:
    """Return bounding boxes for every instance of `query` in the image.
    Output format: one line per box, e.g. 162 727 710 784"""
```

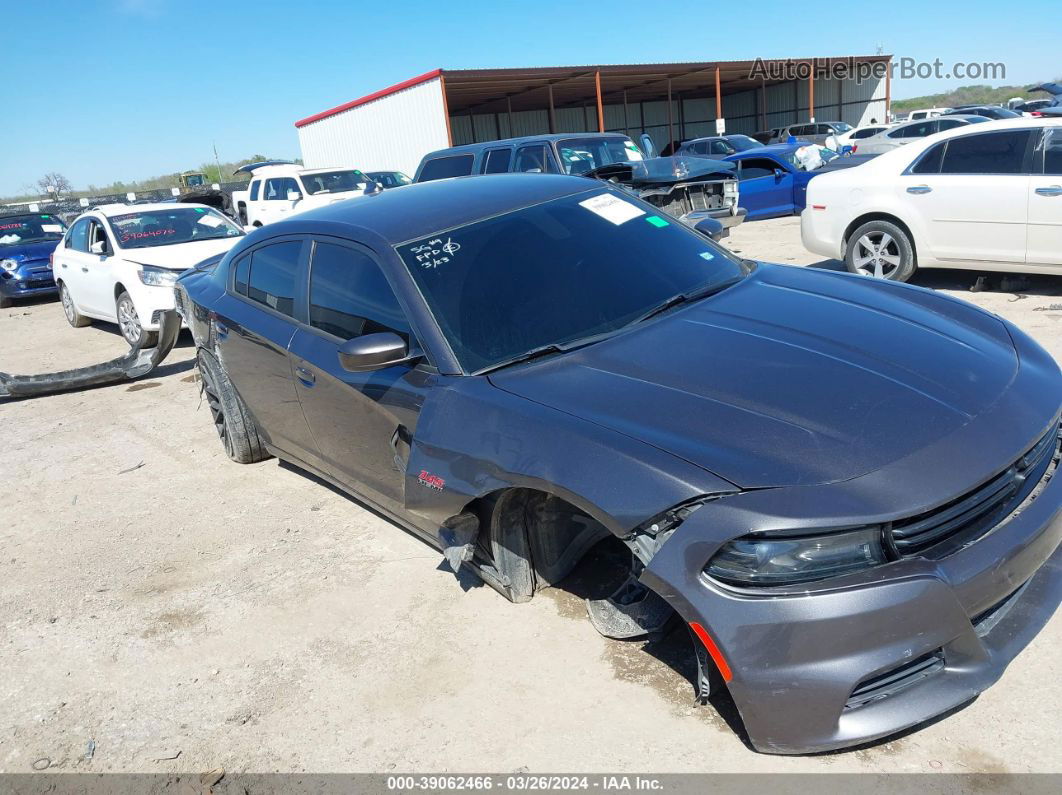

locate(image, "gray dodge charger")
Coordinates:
175 174 1061 754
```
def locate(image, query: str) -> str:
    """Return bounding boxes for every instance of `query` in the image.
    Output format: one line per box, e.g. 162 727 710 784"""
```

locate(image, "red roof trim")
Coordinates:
294 68 443 128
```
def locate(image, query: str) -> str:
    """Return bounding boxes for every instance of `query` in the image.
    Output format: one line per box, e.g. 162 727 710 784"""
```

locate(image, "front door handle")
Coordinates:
60 263 67 269
907 185 932 194
295 366 315 387
1034 185 1062 197
80 267 89 272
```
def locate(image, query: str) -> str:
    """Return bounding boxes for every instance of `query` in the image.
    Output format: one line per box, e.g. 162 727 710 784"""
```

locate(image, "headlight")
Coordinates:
704 527 887 587
724 180 739 194
1 258 19 272
138 265 178 287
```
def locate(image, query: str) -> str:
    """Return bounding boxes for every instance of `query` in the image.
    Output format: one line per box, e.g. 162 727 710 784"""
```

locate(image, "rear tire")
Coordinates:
59 282 90 327
0 294 11 309
844 220 916 282
197 348 271 464
116 290 157 348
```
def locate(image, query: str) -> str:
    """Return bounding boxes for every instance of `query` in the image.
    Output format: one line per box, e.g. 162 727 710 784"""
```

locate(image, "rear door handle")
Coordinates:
295 366 315 387
1034 185 1062 197
60 263 67 269
906 185 932 194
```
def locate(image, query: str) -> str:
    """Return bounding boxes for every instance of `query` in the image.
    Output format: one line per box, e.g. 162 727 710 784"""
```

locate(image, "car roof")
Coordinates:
265 173 601 244
421 133 631 159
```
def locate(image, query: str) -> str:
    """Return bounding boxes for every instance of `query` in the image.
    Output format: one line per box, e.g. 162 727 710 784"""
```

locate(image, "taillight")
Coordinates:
851 145 858 153
1031 111 1043 117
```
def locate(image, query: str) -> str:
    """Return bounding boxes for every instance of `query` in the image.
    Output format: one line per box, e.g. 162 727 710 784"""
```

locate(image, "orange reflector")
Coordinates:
690 621 733 682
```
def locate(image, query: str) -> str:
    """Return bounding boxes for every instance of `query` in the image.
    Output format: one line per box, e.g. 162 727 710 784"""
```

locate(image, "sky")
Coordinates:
3 0 1057 196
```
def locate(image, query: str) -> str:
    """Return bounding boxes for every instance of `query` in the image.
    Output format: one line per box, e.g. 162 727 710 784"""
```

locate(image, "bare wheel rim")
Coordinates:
200 364 234 457
117 297 142 345
61 285 75 323
852 231 902 279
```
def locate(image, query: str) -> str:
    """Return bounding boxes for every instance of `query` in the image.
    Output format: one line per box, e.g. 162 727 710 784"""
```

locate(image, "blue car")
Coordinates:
723 145 825 221
0 211 66 307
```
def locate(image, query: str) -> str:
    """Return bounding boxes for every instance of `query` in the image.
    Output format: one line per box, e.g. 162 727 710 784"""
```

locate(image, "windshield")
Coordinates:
397 189 747 373
108 207 243 249
832 122 853 132
557 137 644 175
300 169 370 195
368 171 411 188
726 135 763 151
0 214 66 246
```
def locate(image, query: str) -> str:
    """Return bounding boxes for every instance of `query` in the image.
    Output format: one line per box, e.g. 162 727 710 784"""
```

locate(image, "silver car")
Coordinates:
853 114 989 154
770 121 852 145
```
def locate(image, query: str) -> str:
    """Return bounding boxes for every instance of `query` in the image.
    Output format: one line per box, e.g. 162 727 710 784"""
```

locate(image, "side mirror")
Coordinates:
774 168 785 179
337 331 412 372
89 240 108 256
287 190 302 202
693 217 725 242
639 133 658 159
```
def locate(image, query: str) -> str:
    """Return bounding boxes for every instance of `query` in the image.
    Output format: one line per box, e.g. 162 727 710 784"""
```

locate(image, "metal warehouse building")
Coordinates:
295 56 892 175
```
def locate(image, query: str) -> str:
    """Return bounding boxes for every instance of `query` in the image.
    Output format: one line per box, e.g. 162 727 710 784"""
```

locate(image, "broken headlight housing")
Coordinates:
704 527 887 587
1 258 19 272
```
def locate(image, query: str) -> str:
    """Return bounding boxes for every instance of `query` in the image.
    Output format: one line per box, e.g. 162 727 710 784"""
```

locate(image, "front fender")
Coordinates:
402 376 736 536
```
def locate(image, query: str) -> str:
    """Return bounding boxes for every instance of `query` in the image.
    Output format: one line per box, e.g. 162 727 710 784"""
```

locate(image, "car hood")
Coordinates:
0 240 60 262
586 156 735 184
489 265 1020 488
122 237 242 270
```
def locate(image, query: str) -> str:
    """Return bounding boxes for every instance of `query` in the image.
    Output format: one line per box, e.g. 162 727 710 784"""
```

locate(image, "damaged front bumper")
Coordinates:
0 309 181 399
640 427 1062 754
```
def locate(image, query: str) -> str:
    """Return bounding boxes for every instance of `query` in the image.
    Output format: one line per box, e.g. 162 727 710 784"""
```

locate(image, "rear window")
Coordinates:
940 130 1032 175
246 241 301 317
481 149 512 174
418 155 475 182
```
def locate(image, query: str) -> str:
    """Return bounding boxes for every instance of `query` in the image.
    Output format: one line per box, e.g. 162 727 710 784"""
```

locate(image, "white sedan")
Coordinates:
801 118 1062 281
850 115 988 155
53 203 244 346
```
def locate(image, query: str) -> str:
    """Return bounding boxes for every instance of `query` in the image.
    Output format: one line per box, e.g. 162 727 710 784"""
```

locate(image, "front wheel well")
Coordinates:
842 213 918 262
113 282 127 300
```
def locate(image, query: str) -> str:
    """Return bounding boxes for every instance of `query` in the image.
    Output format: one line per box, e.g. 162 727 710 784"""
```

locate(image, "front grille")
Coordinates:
846 650 945 709
18 278 54 290
890 421 1061 557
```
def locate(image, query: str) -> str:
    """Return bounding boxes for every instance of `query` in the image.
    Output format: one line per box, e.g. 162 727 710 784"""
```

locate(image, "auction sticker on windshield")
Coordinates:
578 193 645 225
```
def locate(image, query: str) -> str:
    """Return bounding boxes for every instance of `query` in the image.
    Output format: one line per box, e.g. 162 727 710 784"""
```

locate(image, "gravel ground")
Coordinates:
1 216 1059 775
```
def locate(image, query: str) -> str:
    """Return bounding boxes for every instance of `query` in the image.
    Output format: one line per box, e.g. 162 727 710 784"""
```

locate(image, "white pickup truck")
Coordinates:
231 162 375 227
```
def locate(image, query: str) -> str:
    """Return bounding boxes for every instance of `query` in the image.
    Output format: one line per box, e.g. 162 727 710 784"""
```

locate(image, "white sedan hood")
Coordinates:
122 237 242 270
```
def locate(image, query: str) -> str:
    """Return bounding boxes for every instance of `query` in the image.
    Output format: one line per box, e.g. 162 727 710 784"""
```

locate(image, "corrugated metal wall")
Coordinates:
296 77 450 176
445 74 886 152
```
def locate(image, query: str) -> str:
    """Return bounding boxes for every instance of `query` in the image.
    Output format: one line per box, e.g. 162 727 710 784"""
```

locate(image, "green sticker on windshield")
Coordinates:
195 208 205 213
645 215 669 228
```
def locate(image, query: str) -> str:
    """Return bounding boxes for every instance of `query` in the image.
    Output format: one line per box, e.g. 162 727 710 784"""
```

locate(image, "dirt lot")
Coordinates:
1 216 1060 775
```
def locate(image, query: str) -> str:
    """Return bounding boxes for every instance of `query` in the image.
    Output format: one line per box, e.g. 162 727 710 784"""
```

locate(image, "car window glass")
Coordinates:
940 130 1032 175
816 124 832 135
233 254 250 295
67 218 90 252
911 142 945 174
309 242 410 342
247 240 301 316
852 128 876 139
419 155 474 182
249 180 261 201
481 149 512 174
88 221 109 253
513 145 559 173
738 159 780 179
936 119 964 131
264 177 300 200
1042 128 1062 176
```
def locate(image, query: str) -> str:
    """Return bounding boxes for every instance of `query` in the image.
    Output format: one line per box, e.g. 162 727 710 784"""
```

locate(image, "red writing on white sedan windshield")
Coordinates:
119 229 176 243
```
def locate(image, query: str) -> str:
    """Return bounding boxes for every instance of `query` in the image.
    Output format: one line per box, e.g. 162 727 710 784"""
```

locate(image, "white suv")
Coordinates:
53 203 244 346
801 118 1062 281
